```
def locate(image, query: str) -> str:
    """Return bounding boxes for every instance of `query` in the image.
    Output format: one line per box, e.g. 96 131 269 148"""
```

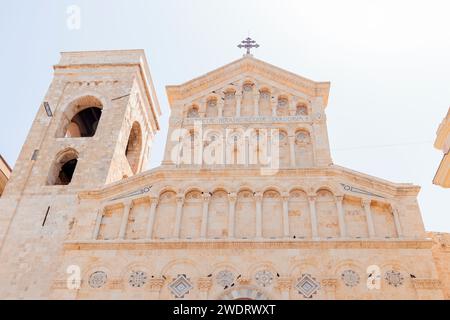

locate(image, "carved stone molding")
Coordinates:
237 277 252 286
64 239 433 251
321 278 337 288
275 277 292 290
52 279 72 290
148 277 165 291
197 277 213 291
108 278 124 290
412 279 442 290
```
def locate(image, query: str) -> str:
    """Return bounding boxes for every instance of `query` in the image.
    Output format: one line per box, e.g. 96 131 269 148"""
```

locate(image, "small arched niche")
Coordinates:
187 105 200 118
296 103 308 116
59 96 103 138
125 122 143 175
47 148 79 185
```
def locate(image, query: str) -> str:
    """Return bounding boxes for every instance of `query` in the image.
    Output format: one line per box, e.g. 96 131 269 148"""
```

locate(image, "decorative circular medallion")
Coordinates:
341 270 360 287
255 270 274 287
385 270 404 287
128 270 148 288
216 270 234 287
88 271 107 288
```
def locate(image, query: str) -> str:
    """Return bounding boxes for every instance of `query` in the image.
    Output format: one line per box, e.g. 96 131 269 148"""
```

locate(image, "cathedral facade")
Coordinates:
0 49 448 300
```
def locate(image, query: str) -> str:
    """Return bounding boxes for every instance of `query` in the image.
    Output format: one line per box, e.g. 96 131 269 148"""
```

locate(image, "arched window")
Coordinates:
187 106 199 118
277 96 289 116
125 122 143 175
65 107 102 137
47 149 78 185
59 96 103 138
259 89 271 116
277 131 290 167
223 89 236 117
241 82 254 116
206 98 218 117
296 104 308 116
295 130 313 167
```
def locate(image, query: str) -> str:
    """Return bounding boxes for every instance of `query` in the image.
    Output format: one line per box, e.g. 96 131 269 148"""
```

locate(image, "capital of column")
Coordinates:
308 195 317 203
335 195 344 203
228 192 237 203
281 192 290 202
176 195 184 205
254 192 263 202
361 199 371 208
149 195 159 204
123 199 133 208
202 193 211 202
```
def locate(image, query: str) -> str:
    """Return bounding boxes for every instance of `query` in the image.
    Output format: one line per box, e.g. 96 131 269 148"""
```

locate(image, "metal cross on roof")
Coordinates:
237 37 260 55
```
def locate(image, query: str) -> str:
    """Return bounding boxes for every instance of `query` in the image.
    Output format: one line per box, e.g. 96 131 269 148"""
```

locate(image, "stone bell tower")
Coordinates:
0 50 160 298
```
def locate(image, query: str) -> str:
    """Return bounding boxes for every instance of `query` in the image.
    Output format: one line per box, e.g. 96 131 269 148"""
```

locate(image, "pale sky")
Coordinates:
0 0 448 231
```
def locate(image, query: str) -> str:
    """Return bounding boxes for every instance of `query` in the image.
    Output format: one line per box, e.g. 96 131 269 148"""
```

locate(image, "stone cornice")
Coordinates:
75 165 420 202
166 56 330 107
63 239 432 251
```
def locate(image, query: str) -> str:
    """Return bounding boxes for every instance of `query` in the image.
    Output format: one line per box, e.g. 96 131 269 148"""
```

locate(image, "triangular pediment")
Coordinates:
166 55 330 107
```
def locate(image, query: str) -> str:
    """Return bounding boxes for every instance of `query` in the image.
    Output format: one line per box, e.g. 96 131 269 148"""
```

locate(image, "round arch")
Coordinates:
219 286 270 300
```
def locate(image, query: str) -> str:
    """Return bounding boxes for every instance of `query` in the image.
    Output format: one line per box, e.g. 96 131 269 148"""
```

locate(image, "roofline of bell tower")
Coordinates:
54 49 161 130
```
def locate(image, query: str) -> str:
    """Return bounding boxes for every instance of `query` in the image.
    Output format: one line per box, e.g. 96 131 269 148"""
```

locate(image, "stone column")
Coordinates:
362 199 375 238
228 192 237 238
197 278 213 299
118 200 132 240
253 92 260 116
222 131 227 166
148 277 165 299
199 98 207 118
145 196 159 239
321 279 337 300
235 92 242 117
217 97 224 117
335 195 346 238
255 192 263 239
391 205 403 238
92 207 104 240
275 277 292 299
271 97 277 116
288 99 297 116
174 195 184 239
200 193 211 238
308 196 319 239
281 193 290 238
288 135 296 167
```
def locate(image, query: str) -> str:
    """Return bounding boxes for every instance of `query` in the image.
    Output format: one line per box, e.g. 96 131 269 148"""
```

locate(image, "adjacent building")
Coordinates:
433 108 450 188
